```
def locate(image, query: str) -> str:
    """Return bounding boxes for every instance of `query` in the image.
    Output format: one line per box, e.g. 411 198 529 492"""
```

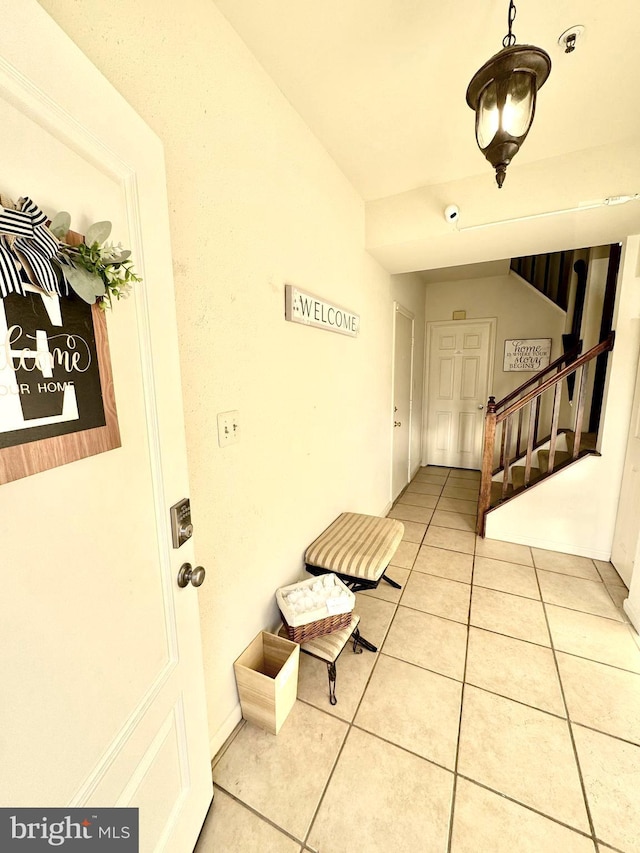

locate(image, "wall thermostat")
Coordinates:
170 498 194 548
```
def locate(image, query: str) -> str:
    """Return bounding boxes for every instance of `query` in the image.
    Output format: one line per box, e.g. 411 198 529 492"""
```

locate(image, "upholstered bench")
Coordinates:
279 613 373 705
305 512 404 593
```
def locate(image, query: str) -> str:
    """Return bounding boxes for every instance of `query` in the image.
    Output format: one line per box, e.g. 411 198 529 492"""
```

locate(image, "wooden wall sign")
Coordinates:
284 285 359 337
503 338 552 372
0 231 120 484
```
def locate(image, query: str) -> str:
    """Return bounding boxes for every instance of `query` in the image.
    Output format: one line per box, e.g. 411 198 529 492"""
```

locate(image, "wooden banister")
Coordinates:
494 342 582 411
476 331 615 536
496 333 614 423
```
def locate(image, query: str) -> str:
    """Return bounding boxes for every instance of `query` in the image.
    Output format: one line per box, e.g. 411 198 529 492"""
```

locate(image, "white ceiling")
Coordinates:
213 0 640 201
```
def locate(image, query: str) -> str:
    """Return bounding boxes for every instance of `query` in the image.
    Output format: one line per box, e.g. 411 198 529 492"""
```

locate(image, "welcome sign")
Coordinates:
0 286 120 485
0 290 105 449
284 285 359 337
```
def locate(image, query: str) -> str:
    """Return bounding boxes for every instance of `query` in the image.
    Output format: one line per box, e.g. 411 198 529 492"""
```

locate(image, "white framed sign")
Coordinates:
504 338 552 372
284 284 359 337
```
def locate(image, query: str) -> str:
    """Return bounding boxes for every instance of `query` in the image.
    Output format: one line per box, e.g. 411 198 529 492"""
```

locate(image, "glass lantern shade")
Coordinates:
467 45 551 187
477 71 534 149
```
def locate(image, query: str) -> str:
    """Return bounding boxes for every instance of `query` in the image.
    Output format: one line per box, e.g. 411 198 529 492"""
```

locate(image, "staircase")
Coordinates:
489 430 597 504
511 249 574 311
477 333 615 536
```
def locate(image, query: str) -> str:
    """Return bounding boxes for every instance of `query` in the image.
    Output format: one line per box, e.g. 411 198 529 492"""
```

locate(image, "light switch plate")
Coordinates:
217 410 240 447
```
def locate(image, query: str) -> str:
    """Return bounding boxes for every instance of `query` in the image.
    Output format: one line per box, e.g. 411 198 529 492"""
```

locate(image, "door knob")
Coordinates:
177 562 206 588
394 421 402 427
478 405 484 410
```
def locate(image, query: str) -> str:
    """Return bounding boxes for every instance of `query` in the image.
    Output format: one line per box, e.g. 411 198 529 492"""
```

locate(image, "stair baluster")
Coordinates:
501 417 513 500
573 362 590 459
547 382 563 474
524 401 536 486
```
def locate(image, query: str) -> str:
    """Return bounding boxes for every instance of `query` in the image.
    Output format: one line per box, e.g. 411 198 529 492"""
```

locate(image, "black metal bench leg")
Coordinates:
382 573 402 589
352 626 377 653
327 661 337 705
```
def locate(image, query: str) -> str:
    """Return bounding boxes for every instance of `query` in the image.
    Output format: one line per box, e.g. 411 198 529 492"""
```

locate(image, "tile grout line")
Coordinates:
446 495 477 853
210 719 246 771
454 774 597 842
533 564 600 850
211 781 308 848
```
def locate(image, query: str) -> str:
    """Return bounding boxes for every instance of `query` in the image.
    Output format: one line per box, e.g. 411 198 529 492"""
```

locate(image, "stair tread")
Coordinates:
489 440 599 509
538 449 571 473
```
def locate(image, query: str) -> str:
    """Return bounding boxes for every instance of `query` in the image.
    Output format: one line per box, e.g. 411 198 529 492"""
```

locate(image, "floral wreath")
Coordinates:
0 196 141 310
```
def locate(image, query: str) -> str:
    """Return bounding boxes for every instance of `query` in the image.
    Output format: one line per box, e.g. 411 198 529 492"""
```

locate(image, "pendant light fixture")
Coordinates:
466 0 551 188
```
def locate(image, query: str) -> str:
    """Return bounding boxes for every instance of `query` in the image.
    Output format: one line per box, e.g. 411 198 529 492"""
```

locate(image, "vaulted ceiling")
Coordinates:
213 0 640 201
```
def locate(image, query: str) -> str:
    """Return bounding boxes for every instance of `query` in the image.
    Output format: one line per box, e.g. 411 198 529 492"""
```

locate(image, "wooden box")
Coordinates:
233 631 299 734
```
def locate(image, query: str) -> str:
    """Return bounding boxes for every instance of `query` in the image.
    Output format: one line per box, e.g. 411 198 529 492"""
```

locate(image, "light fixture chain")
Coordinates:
502 0 517 47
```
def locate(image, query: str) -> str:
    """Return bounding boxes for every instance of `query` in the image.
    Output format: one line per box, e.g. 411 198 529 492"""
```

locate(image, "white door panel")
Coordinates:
426 320 495 469
0 4 211 851
392 305 414 499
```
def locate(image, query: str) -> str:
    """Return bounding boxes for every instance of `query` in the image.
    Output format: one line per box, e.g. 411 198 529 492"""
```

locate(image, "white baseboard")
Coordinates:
484 530 612 561
210 704 243 761
623 598 640 635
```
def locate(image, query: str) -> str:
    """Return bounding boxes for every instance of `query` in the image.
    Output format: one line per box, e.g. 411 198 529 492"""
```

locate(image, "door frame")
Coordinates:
422 317 497 468
390 302 415 499
0 4 212 847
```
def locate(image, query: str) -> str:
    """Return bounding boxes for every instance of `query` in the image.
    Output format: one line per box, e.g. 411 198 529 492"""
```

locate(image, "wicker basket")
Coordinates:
276 574 355 643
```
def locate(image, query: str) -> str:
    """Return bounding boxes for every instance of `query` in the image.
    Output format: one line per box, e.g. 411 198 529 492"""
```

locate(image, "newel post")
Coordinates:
477 396 497 536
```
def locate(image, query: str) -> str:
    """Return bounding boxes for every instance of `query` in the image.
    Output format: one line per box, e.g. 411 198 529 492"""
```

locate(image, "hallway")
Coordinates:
198 467 640 853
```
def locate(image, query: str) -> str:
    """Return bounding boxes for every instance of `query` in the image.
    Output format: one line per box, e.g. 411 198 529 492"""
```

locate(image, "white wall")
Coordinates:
423 271 566 464
365 138 640 274
40 0 425 755
486 236 640 558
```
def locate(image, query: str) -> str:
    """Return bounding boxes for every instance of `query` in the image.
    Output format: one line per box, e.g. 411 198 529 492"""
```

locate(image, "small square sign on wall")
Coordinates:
503 338 552 372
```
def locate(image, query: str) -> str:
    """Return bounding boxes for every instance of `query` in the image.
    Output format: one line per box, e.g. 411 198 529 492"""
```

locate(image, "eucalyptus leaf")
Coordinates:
59 263 106 304
49 211 71 239
106 250 131 264
85 220 112 246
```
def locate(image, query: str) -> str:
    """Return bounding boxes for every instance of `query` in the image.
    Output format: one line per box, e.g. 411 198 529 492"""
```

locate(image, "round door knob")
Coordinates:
177 562 206 588
478 405 484 410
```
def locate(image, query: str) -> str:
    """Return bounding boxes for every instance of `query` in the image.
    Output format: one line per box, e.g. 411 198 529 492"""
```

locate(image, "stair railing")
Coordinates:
496 342 582 460
477 332 615 536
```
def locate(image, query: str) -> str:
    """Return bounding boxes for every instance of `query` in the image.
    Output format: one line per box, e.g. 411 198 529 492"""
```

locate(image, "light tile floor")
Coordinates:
197 466 640 853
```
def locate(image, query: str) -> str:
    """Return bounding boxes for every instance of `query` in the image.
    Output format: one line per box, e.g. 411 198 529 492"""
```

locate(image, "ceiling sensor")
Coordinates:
558 25 585 54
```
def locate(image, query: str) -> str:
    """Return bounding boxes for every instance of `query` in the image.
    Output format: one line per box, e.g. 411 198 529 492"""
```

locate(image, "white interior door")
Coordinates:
392 304 414 499
611 348 640 587
0 5 212 851
426 319 494 470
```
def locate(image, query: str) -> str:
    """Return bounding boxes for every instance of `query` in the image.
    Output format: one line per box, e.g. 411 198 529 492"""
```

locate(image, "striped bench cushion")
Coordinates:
305 512 404 582
279 613 361 663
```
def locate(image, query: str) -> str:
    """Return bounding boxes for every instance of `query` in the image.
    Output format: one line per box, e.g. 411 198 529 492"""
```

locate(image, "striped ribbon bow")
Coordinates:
0 197 68 299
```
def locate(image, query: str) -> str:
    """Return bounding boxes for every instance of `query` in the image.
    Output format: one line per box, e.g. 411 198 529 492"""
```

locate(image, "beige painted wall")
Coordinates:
39 0 426 754
423 271 567 465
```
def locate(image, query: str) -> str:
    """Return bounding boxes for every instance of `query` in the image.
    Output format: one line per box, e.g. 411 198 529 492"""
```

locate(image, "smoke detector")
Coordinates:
558 25 585 54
